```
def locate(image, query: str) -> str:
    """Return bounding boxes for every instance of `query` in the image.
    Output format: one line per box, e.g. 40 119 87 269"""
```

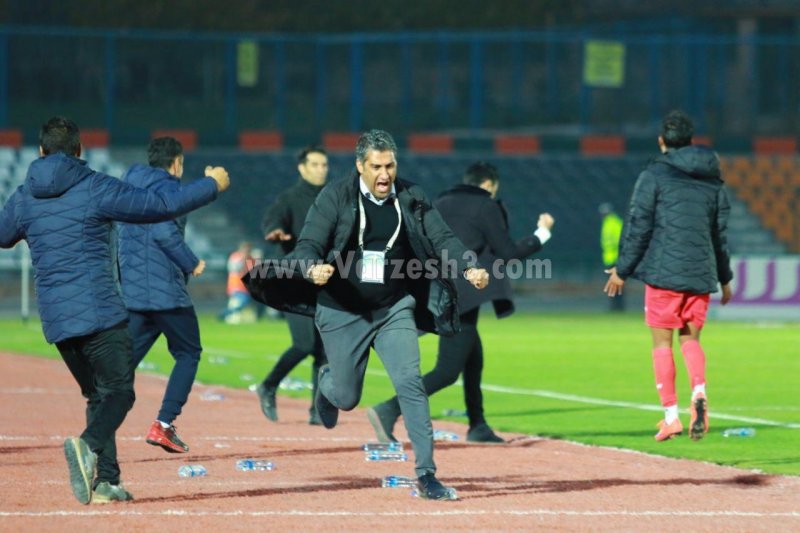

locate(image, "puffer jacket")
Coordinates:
616 145 733 294
0 154 218 343
244 174 476 336
117 165 201 311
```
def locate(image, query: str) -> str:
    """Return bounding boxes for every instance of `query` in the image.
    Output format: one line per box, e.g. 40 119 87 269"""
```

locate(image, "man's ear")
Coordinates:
39 146 45 157
355 159 364 175
76 144 82 158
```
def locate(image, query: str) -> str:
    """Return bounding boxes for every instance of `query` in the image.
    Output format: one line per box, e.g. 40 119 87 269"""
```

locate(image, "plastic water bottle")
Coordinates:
200 391 225 401
381 475 417 488
137 361 158 371
178 465 207 478
433 430 459 441
236 459 275 471
279 377 312 391
365 451 408 462
208 356 228 365
722 427 756 438
363 442 404 452
442 409 467 417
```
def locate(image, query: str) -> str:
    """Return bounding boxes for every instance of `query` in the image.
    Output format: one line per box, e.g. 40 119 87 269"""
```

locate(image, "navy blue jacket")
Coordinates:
616 145 733 294
0 154 218 343
117 165 201 311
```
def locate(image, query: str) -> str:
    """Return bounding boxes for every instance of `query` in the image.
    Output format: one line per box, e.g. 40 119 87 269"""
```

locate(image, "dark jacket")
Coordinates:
0 154 218 343
244 174 476 336
261 178 324 255
117 165 201 311
435 184 543 318
616 145 733 294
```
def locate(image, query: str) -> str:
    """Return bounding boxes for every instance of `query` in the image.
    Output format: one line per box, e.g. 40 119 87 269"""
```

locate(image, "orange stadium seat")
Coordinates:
580 135 626 156
81 129 110 148
152 129 197 151
323 132 361 152
407 133 454 154
753 137 797 155
0 129 23 148
494 135 541 155
239 130 284 151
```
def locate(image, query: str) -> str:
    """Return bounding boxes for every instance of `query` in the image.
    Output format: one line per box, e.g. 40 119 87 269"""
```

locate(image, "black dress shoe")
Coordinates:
256 383 278 422
314 365 338 429
466 423 505 443
366 405 398 443
417 473 457 501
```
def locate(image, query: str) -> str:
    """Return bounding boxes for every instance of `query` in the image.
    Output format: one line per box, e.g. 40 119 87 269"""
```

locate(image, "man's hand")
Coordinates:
720 283 732 305
307 264 335 286
537 213 555 230
604 266 625 297
192 259 206 277
465 268 489 290
265 229 293 242
205 165 230 192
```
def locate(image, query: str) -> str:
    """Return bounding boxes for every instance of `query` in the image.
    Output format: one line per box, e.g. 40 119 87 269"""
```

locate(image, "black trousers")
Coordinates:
263 312 326 407
379 307 486 428
129 307 202 424
56 321 135 486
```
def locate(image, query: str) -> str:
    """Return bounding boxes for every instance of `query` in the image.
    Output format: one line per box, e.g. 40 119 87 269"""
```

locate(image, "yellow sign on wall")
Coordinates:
237 41 259 87
583 41 625 88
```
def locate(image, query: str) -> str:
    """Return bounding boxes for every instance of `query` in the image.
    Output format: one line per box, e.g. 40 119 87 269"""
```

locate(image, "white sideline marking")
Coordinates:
0 509 799 518
478 384 800 430
0 434 374 443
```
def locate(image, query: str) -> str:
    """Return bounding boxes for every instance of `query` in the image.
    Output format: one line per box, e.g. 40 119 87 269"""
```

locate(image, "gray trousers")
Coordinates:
315 294 435 476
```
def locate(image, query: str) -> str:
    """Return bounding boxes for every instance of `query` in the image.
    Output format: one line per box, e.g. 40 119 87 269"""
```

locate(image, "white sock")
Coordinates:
692 384 706 400
664 405 679 425
158 420 170 429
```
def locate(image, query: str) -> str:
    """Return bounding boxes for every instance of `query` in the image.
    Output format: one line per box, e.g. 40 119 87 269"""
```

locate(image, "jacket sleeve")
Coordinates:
261 191 291 235
151 220 200 274
292 184 337 263
478 201 542 261
91 172 218 223
712 187 734 285
0 192 23 248
616 170 657 279
415 188 477 273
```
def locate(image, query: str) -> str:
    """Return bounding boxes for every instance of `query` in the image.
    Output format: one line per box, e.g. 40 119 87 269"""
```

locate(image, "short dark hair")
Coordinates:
148 137 183 169
463 161 499 186
297 145 327 165
39 116 81 156
661 110 694 149
356 129 397 163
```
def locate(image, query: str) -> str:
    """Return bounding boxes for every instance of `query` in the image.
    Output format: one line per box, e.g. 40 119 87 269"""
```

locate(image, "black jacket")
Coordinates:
244 174 476 336
435 184 543 317
261 178 324 255
616 145 733 294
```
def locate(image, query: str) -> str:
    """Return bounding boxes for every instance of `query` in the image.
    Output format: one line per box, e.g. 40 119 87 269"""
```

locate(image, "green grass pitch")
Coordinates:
2 311 798 475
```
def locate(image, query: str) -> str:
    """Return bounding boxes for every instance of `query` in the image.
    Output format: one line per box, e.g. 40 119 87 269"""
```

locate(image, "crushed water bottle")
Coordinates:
363 442 404 452
382 475 417 488
433 430 459 441
279 377 312 391
236 459 275 471
178 465 207 478
239 373 254 382
137 361 158 371
722 427 756 438
366 451 408 462
442 409 467 417
208 356 229 365
200 391 225 401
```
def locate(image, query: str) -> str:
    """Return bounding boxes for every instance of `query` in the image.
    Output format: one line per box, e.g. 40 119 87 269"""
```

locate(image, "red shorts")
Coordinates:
644 285 710 329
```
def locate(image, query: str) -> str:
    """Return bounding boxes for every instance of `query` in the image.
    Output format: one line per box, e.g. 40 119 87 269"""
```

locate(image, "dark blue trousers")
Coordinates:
129 307 202 424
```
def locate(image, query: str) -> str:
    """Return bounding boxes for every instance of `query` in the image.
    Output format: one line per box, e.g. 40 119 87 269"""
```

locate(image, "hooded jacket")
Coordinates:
0 154 218 343
616 145 733 294
244 174 476 336
117 165 201 311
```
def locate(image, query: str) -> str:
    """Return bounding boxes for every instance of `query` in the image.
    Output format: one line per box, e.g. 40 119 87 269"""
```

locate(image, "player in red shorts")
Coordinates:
604 110 733 442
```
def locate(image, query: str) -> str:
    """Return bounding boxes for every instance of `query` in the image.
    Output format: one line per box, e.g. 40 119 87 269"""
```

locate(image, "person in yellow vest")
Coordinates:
599 203 624 311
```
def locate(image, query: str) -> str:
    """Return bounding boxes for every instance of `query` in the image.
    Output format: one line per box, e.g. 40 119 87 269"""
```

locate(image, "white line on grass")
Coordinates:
1 509 799 518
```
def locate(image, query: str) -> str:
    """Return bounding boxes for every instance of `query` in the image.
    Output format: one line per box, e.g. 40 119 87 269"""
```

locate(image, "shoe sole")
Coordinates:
417 487 458 501
146 437 188 453
366 408 397 443
690 398 708 441
315 392 338 429
64 438 94 505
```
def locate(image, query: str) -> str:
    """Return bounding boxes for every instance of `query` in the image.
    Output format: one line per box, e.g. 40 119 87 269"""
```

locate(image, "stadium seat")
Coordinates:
152 129 198 151
0 130 23 148
407 134 454 154
239 131 284 152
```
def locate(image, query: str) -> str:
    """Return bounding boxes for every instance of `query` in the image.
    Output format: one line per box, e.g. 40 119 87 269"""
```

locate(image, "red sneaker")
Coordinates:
654 418 683 442
146 421 189 453
689 393 709 441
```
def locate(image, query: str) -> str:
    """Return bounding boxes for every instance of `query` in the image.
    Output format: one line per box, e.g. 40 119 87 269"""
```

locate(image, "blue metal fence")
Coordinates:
1 25 798 142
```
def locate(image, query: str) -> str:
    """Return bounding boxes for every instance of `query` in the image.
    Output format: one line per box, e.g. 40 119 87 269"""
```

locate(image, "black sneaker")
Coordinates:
466 423 505 443
256 383 278 422
417 473 457 501
314 365 338 429
366 404 399 443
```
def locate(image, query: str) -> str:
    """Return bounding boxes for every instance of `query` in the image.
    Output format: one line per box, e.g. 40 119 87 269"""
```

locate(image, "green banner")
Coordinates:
583 40 625 88
237 41 259 87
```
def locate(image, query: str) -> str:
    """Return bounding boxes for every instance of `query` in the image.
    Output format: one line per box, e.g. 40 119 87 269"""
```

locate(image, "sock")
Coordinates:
664 405 679 425
158 420 170 429
681 339 706 390
692 384 706 400
652 347 677 408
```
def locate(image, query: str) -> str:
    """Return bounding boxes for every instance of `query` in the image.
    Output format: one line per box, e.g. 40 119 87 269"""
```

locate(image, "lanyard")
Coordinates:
358 193 403 253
